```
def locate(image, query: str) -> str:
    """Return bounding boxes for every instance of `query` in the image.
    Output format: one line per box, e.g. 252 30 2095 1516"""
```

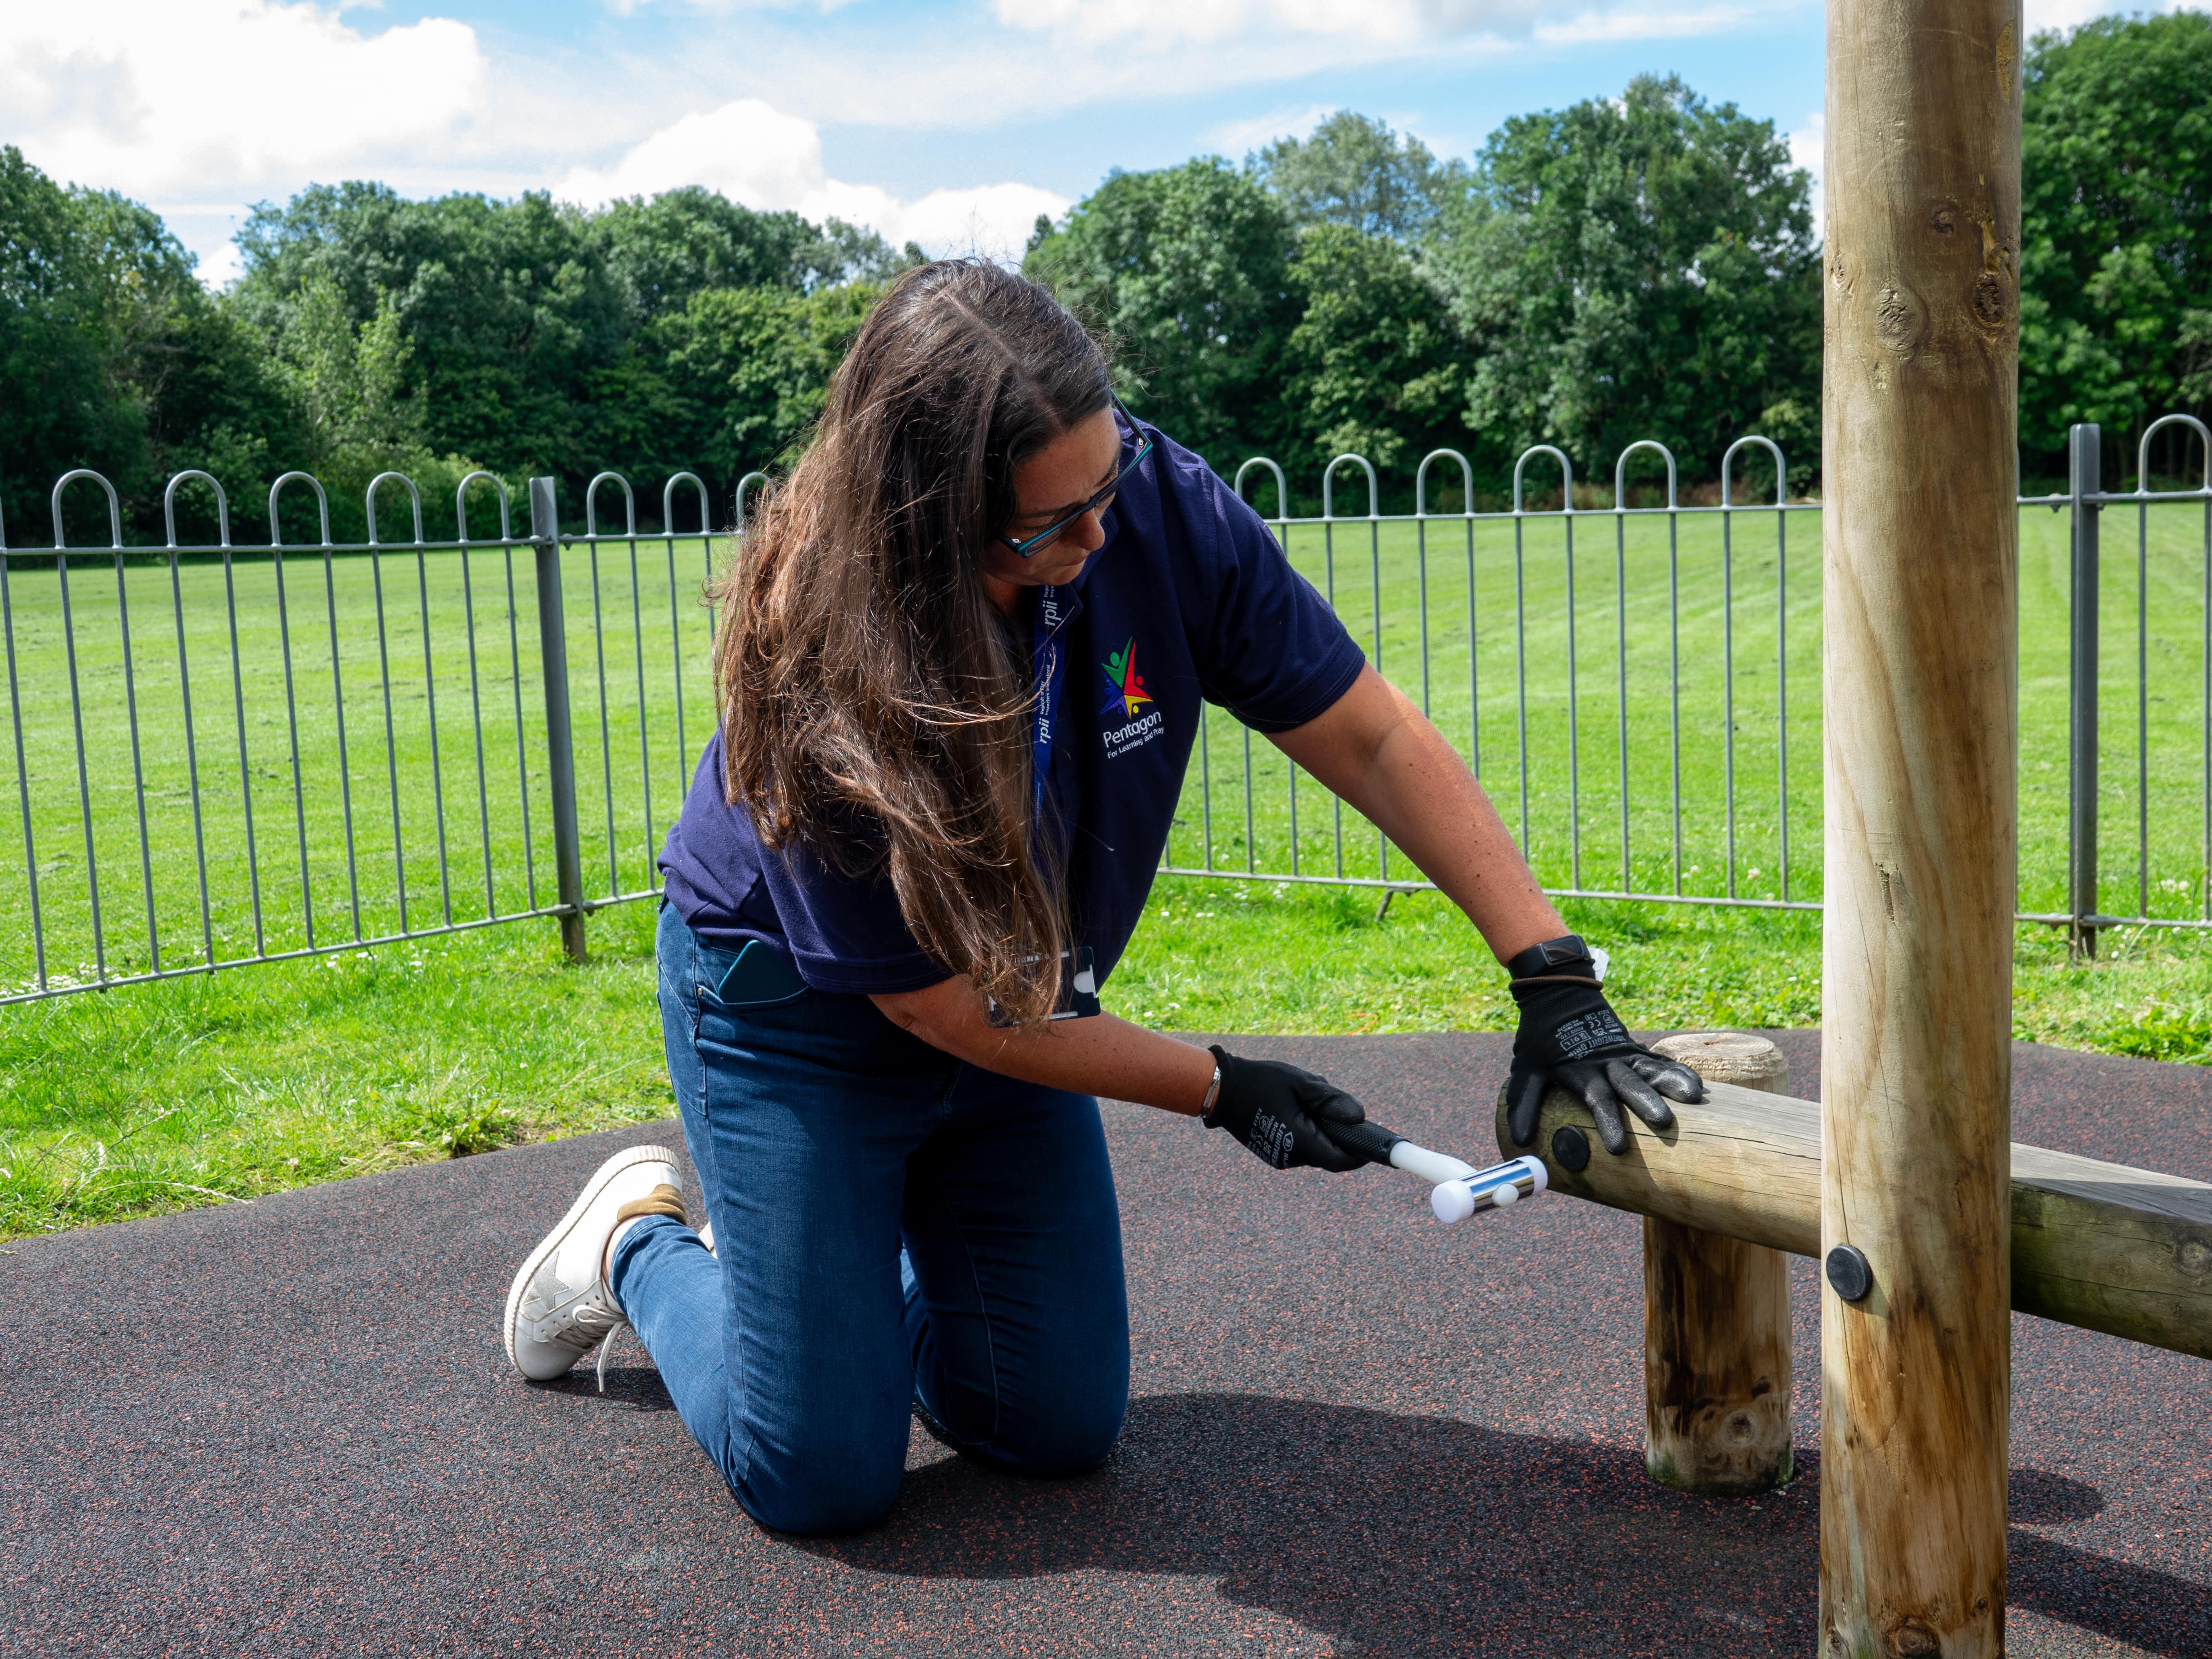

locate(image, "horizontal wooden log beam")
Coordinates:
1495 1081 2212 1361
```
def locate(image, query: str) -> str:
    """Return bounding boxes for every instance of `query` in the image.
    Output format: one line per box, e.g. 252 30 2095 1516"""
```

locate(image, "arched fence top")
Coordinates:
1613 440 1679 511
1416 448 1475 517
2137 413 2212 495
163 470 231 549
269 472 333 548
1322 452 1379 520
1233 456 1289 522
664 472 713 537
455 471 512 543
735 471 772 535
1720 436 1788 508
51 469 124 550
365 472 424 546
1512 445 1574 514
585 471 638 538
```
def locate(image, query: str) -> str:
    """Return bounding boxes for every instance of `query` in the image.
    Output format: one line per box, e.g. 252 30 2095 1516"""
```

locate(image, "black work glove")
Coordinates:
1203 1046 1382 1172
1504 935 1705 1156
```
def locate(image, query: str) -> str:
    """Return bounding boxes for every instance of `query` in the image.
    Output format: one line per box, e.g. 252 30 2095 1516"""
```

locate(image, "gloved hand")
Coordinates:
1503 935 1705 1155
1203 1045 1381 1172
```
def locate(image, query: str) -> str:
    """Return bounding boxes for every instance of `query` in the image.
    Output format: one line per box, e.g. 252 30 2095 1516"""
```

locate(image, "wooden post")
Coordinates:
1642 1032 1793 1496
1822 0 2020 1644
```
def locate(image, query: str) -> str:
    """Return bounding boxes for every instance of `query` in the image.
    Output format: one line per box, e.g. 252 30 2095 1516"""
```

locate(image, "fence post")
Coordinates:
529 477 588 964
2068 422 2101 957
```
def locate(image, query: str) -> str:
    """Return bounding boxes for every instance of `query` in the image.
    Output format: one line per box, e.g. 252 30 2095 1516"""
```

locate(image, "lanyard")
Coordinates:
1031 584 1069 821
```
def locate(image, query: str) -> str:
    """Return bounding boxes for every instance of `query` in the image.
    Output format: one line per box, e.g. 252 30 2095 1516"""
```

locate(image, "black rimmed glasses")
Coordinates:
998 395 1153 559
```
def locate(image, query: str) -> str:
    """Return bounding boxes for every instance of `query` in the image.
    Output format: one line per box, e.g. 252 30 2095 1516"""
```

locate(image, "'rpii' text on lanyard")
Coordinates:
1031 585 1070 821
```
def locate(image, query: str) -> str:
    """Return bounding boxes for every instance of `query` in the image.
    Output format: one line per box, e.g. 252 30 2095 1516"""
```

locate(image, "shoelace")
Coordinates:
539 1281 631 1393
593 1315 630 1392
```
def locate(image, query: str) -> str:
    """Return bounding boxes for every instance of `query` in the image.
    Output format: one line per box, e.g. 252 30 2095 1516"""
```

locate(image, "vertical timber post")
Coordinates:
1822 0 2020 1648
1642 1032 1795 1496
2067 422 2101 958
530 477 588 965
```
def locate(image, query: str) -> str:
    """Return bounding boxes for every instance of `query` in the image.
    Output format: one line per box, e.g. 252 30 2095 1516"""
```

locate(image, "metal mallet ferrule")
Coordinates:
1429 1155 1548 1224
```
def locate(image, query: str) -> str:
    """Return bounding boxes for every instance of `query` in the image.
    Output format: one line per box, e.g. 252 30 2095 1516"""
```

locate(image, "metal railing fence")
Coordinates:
2 415 2207 1003
2 468 718 1002
1183 419 2210 951
1191 436 1819 915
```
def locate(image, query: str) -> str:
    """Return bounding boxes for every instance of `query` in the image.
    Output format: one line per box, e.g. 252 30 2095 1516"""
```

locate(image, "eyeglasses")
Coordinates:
998 396 1153 559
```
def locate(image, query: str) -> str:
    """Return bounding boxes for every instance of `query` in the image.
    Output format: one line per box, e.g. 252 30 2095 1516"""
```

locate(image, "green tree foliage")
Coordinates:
1276 225 1464 496
1 146 290 543
231 184 629 493
1424 75 1821 493
225 182 915 529
594 187 909 317
1025 159 1299 469
1252 111 1471 242
598 280 883 506
2019 10 2212 471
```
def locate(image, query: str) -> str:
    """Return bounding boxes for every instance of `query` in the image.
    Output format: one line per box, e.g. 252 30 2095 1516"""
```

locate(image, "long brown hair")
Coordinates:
715 259 1112 1025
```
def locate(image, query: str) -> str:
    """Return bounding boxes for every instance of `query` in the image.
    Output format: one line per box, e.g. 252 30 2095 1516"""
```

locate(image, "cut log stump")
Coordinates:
1642 1032 1794 1496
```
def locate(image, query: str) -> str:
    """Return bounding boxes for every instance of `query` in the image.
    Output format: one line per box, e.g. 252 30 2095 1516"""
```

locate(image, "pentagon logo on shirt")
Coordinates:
1100 638 1152 719
1099 637 1163 760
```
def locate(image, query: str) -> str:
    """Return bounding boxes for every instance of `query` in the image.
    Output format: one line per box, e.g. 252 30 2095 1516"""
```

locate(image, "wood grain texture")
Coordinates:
1822 0 2022 1643
1493 1082 2212 1359
1640 1034 1795 1496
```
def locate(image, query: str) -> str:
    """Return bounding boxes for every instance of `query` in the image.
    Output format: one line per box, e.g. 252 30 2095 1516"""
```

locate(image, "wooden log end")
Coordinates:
1650 1031 1790 1094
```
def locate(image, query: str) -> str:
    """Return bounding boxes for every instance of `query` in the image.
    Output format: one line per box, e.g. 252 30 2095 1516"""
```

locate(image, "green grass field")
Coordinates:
1 491 2207 1237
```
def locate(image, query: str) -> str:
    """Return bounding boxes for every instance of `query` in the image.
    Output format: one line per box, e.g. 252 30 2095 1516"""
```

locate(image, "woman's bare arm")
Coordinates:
870 977 1217 1115
1270 664 1563 964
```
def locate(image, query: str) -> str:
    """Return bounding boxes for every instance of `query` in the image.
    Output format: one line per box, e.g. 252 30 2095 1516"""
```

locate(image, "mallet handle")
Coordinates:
1322 1119 1479 1186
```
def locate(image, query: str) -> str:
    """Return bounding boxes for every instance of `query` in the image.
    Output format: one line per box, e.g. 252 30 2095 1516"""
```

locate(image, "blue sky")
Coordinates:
0 0 2143 284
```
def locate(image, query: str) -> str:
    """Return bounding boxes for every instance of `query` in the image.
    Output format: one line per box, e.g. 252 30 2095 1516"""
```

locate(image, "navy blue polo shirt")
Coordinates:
658 421 1366 997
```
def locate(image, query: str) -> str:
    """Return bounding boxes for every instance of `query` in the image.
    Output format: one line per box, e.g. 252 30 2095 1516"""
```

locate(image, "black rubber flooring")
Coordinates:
3 1031 2207 1658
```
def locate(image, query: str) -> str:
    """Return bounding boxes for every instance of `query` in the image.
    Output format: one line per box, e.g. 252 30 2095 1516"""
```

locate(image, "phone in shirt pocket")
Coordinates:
702 939 808 1009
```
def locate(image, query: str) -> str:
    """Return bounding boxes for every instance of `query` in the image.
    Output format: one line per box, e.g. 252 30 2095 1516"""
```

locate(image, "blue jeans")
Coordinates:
611 903 1131 1534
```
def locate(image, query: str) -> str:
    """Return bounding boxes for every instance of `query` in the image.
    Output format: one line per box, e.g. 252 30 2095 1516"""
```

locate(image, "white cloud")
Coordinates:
194 243 249 288
996 0 1779 51
1532 1 1761 41
1787 110 1823 226
1 2 1064 274
1202 103 1339 158
0 1 492 204
555 99 1068 260
2023 0 2187 34
997 0 1531 46
753 0 1792 134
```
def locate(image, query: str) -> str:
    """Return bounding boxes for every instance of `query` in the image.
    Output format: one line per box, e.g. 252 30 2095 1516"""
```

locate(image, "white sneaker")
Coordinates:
504 1144 682 1386
698 1218 715 1256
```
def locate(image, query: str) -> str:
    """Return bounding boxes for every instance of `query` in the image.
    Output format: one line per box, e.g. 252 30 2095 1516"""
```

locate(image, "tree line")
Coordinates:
3 10 2207 545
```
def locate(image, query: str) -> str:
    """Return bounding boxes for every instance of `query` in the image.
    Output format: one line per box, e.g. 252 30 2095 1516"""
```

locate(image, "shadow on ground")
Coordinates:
787 1395 2203 1659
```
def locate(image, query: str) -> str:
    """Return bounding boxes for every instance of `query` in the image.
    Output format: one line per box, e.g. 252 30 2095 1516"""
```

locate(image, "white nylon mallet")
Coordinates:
1320 1120 1549 1223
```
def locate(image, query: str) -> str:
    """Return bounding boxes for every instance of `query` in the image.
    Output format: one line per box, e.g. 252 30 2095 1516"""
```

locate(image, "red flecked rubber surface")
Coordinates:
2 1032 2207 1657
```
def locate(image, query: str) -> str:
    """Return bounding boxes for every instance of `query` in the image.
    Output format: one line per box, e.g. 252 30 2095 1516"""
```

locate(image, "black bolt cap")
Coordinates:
1550 1125 1592 1173
1826 1244 1874 1302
